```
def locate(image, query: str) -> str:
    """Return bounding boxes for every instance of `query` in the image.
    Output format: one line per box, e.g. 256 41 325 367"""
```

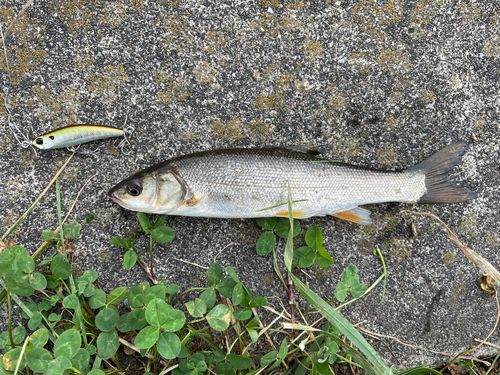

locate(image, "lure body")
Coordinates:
32 125 124 150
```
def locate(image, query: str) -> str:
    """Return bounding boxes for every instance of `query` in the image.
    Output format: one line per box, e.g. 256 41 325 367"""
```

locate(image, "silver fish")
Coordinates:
108 142 476 224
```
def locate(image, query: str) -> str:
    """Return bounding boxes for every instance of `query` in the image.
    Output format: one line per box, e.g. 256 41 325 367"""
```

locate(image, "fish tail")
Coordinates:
407 141 477 204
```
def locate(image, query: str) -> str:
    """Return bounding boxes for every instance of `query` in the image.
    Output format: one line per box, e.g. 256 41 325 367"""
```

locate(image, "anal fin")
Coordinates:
332 207 372 225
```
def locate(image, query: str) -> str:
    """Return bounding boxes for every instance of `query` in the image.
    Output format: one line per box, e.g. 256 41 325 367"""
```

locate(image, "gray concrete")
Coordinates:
1 0 499 369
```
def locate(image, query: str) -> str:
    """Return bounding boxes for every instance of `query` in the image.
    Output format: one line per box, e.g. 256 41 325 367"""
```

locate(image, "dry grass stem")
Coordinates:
213 242 238 262
0 0 35 48
170 257 209 270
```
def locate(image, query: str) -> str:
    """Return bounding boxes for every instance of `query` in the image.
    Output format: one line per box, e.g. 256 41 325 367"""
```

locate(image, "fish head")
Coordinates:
108 164 187 214
32 135 56 149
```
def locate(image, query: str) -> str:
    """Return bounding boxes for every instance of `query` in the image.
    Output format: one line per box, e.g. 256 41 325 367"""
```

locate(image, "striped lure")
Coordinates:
32 124 126 150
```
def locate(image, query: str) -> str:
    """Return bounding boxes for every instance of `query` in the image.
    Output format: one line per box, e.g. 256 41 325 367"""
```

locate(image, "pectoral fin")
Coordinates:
332 207 372 225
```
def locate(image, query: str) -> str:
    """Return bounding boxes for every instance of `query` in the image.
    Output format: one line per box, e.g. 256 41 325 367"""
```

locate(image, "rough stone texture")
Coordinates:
1 0 499 369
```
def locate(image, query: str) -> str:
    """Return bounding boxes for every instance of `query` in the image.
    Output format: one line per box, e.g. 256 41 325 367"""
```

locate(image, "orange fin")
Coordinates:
332 207 372 225
275 210 310 219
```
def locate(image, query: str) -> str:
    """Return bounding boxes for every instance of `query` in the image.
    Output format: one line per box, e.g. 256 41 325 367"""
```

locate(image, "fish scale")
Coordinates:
109 143 476 223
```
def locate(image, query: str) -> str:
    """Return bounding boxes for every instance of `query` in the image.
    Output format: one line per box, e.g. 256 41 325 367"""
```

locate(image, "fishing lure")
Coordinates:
32 124 132 150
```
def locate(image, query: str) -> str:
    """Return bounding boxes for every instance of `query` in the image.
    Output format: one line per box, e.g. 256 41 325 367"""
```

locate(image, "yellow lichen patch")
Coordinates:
331 138 360 159
213 120 244 140
74 53 95 71
28 86 81 126
99 2 127 28
409 0 447 35
125 0 147 10
279 15 303 31
246 118 273 142
0 47 46 84
153 69 170 83
204 30 225 53
376 145 399 166
295 79 314 95
193 62 216 85
158 16 192 52
458 2 481 23
490 11 500 27
88 66 128 105
255 93 284 111
421 90 436 104
384 238 411 269
52 156 80 182
482 35 500 58
1 213 22 236
377 48 413 75
348 52 372 74
0 9 45 45
303 40 324 62
376 48 412 89
474 113 488 129
486 233 499 248
250 15 280 37
95 207 116 227
446 284 466 307
49 0 94 34
351 0 403 40
96 252 113 262
328 93 346 110
260 0 279 7
158 77 191 103
443 252 455 264
458 213 478 238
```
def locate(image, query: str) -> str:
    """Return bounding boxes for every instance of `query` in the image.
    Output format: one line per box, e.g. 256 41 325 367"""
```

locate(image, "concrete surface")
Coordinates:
1 0 499 369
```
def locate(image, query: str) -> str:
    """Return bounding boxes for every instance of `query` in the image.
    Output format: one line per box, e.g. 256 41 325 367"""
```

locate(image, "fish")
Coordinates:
32 124 125 150
108 142 477 225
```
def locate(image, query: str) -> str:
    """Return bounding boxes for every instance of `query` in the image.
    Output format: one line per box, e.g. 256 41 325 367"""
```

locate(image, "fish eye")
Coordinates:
127 182 142 196
35 138 44 145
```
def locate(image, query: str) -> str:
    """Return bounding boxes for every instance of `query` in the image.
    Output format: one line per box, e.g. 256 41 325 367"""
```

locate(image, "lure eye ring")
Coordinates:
35 138 44 145
127 182 142 196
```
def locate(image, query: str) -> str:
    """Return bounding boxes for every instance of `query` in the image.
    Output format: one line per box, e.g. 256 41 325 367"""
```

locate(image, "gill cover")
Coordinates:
156 167 191 210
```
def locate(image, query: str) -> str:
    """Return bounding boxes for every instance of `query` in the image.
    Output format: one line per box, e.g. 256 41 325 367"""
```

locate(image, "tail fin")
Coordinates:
406 142 477 204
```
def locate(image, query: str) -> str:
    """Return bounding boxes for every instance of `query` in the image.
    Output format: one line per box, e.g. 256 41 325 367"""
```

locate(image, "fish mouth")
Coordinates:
109 194 128 208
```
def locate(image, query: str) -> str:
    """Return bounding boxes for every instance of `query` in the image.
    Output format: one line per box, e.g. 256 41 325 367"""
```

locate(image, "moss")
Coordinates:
421 90 436 104
458 213 478 238
213 120 244 140
204 30 225 54
376 145 399 166
193 62 216 85
99 2 127 28
88 66 128 105
443 252 455 264
482 35 500 58
303 40 324 62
